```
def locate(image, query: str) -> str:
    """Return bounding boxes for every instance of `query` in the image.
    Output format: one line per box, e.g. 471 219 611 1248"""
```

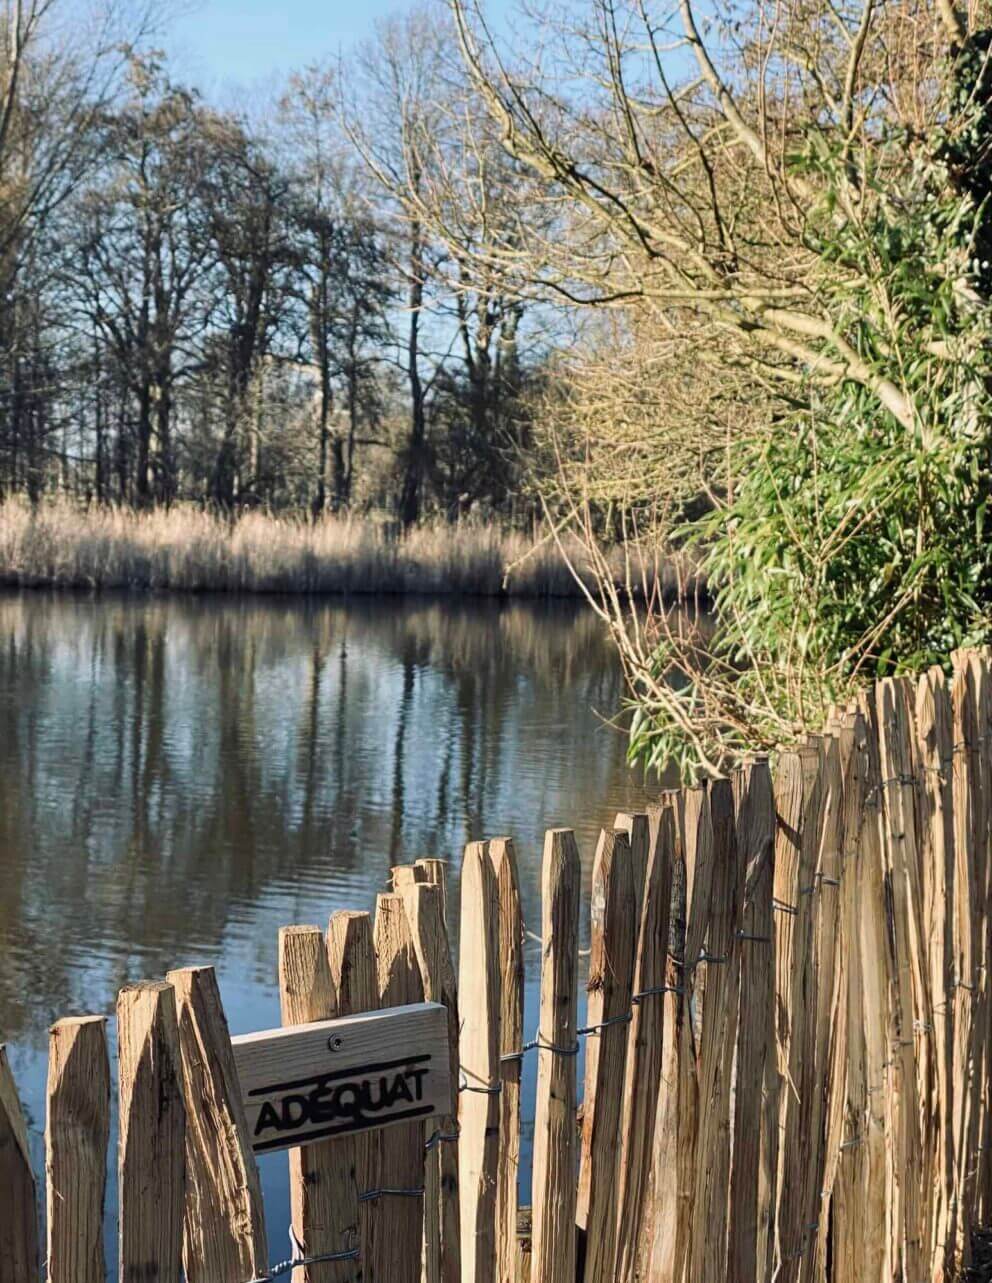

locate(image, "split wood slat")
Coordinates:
369 894 427 1283
915 668 956 1277
969 652 992 1233
530 827 581 1283
728 758 776 1282
327 911 378 1276
488 837 523 1283
45 1016 110 1283
613 807 674 1283
776 744 825 1280
638 790 686 1283
797 733 843 1283
687 778 740 1283
855 689 895 1283
276 928 356 1282
169 965 268 1283
415 859 448 925
662 785 708 1283
401 878 461 1283
876 677 928 1282
615 810 649 945
0 1042 39 1283
768 749 804 1281
117 980 186 1283
457 840 500 1283
577 827 636 1283
830 714 869 1283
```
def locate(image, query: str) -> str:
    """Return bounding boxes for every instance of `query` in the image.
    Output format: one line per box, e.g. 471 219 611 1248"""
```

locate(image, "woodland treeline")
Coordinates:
0 2 540 523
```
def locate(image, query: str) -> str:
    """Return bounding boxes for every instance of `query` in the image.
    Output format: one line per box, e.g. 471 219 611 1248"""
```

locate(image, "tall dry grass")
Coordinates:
0 498 698 598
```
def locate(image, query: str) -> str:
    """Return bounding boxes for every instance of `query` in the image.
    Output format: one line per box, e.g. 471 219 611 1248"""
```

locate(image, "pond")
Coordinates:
0 590 668 1273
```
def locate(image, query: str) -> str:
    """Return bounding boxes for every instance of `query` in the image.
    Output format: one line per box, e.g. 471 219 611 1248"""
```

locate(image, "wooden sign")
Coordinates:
231 1001 452 1154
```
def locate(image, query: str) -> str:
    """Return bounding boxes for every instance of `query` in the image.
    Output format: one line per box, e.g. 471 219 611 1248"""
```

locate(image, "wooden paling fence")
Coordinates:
6 650 992 1280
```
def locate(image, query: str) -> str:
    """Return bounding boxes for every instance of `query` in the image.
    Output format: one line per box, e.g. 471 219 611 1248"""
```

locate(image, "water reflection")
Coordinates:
0 590 667 1268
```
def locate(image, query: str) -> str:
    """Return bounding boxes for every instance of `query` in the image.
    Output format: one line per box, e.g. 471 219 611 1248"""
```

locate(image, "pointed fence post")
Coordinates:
117 981 186 1283
401 878 461 1283
728 759 776 1282
369 894 427 1283
0 1043 39 1283
46 1016 110 1283
277 928 360 1281
327 911 378 1279
577 827 636 1283
458 840 500 1283
488 837 523 1283
530 828 581 1283
614 807 674 1283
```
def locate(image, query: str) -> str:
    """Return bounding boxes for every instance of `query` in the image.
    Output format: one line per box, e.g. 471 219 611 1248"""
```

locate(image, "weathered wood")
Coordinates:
639 790 686 1283
230 1003 450 1152
687 778 739 1283
577 827 636 1283
277 927 356 1281
415 860 448 926
369 894 427 1283
831 713 871 1283
0 1043 39 1283
775 744 825 1280
968 652 992 1235
728 759 776 1282
876 677 929 1282
614 807 674 1283
615 810 649 936
327 911 378 1277
401 880 461 1283
530 828 581 1283
915 668 956 1277
168 966 267 1283
457 840 500 1283
117 981 186 1283
45 1016 110 1283
488 837 523 1283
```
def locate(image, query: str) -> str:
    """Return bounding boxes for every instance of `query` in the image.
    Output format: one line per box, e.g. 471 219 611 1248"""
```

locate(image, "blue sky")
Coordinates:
166 0 509 92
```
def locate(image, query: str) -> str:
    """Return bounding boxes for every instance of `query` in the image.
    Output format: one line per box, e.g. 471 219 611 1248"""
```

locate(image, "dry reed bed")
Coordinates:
0 499 696 599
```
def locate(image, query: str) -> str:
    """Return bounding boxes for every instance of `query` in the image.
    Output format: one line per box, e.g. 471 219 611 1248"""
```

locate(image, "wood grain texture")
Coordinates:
687 779 739 1283
577 828 636 1283
401 880 461 1283
277 928 357 1282
117 981 186 1283
230 1004 450 1151
328 911 378 1278
369 894 427 1283
488 837 523 1283
46 1016 109 1283
728 759 776 1283
876 678 928 1282
530 828 581 1283
457 840 500 1283
614 806 674 1283
0 1042 39 1283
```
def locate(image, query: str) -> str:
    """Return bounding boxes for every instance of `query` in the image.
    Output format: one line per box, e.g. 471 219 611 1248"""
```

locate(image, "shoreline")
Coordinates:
0 499 703 603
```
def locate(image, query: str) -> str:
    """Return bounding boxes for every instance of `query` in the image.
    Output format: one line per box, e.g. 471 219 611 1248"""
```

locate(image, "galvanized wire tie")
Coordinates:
359 1187 425 1202
249 1228 359 1281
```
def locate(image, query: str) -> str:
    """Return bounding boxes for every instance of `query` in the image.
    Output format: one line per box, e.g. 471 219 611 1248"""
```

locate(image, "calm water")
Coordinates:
0 590 666 1272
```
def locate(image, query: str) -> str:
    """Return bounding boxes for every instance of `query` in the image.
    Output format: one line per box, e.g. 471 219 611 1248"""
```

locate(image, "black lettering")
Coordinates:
406 1068 428 1101
390 1071 414 1104
255 1100 282 1137
333 1083 364 1122
281 1095 309 1130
